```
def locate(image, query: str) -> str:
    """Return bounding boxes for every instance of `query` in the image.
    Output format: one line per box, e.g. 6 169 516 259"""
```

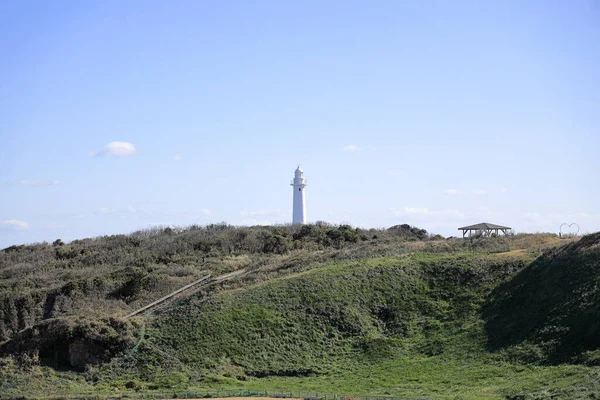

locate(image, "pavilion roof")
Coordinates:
458 222 512 230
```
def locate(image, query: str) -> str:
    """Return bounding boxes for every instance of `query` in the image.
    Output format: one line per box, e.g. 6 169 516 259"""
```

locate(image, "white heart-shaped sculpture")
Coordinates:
560 223 579 237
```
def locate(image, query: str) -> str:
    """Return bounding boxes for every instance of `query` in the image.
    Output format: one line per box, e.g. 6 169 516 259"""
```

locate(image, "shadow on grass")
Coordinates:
483 232 600 363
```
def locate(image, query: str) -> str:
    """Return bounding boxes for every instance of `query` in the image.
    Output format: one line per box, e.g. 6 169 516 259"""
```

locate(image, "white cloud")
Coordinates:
240 210 268 217
92 141 137 157
0 220 29 231
241 219 273 226
44 223 65 229
472 189 488 195
341 144 376 152
500 188 509 193
342 144 360 152
524 212 541 220
439 209 466 218
474 206 494 218
96 206 139 215
445 189 460 195
326 210 352 224
13 180 60 187
147 207 213 221
174 155 183 162
529 212 599 223
390 207 465 219
387 170 404 177
42 212 85 220
239 209 289 223
147 222 175 228
187 209 212 220
404 207 430 214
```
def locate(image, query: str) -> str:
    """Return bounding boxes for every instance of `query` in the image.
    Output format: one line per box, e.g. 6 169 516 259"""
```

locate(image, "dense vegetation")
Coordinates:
0 223 408 339
0 222 499 341
1 224 598 399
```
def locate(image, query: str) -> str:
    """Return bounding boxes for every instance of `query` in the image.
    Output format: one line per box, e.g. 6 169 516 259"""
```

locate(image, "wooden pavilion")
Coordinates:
458 222 512 238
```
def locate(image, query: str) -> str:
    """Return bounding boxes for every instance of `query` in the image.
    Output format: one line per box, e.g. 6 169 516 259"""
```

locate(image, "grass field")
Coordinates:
1 228 599 399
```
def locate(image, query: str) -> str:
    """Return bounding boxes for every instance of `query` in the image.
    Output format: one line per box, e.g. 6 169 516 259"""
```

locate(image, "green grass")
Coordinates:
2 232 599 399
148 254 504 372
239 358 598 400
3 357 598 400
81 252 575 399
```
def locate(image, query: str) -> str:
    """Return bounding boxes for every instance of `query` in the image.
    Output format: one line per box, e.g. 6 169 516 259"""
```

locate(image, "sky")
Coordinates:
1 0 599 248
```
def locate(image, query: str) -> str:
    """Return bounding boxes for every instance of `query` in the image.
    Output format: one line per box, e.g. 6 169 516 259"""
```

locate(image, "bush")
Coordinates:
0 316 139 370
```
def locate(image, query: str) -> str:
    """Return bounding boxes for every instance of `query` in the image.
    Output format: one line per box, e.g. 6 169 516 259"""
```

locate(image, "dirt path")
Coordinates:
494 249 526 257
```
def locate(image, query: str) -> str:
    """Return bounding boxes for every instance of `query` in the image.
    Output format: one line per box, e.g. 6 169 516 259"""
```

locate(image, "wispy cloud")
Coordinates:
239 209 289 223
525 211 599 223
240 210 269 217
341 144 360 152
444 188 491 196
387 170 404 177
40 212 85 220
91 141 137 157
390 207 465 219
474 206 494 218
500 188 509 193
97 205 141 216
174 155 183 162
44 223 65 229
97 207 117 214
0 220 29 231
140 207 213 221
326 210 352 224
341 144 375 152
241 219 273 226
12 180 60 187
183 209 212 220
524 212 541 220
404 207 429 214
445 189 460 195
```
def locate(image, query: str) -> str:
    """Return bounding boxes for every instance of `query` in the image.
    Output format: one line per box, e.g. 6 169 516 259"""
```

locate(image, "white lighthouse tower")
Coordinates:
291 165 307 224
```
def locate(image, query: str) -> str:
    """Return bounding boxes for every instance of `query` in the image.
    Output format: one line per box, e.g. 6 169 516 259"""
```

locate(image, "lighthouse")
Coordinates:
291 166 307 224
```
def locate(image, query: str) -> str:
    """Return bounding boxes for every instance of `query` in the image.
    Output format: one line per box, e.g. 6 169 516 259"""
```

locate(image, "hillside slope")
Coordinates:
485 232 600 364
0 223 439 341
1 227 598 399
147 253 527 377
103 234 599 399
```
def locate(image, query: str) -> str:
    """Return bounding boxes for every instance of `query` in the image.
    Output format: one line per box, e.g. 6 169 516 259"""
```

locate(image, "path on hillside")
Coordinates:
125 268 247 319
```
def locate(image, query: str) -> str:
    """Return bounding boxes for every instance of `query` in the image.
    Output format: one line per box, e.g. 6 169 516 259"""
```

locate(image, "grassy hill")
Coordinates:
0 223 435 341
484 232 600 364
1 225 599 399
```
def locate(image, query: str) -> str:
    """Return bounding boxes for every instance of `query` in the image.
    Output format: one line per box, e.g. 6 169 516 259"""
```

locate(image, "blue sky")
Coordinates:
1 0 599 247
